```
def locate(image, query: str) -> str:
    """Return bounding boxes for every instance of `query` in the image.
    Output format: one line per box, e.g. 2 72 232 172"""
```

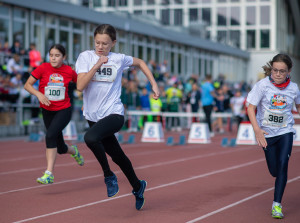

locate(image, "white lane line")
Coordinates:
0 149 251 195
186 176 300 223
12 158 265 223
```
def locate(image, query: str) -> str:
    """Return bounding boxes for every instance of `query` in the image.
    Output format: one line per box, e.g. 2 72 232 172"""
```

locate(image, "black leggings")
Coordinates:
265 132 293 203
42 107 71 154
203 105 213 132
84 114 140 189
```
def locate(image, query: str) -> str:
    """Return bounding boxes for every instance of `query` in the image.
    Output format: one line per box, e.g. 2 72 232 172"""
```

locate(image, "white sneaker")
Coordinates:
210 132 215 137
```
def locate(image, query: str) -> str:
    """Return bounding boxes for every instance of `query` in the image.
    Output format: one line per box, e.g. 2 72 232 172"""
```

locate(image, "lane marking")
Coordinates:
12 158 266 223
186 176 300 223
1 149 252 195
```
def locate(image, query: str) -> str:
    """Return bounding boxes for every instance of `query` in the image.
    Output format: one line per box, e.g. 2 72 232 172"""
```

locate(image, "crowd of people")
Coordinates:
0 40 253 132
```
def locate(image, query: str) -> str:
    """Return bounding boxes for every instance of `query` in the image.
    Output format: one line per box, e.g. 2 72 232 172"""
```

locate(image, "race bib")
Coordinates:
44 86 65 101
92 64 117 82
262 109 288 128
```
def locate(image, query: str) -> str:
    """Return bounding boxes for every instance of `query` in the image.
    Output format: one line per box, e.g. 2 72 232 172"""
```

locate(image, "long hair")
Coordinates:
262 54 293 77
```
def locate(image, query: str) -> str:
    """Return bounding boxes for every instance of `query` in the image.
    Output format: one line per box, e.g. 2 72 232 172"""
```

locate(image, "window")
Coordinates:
174 9 183 26
189 9 198 22
161 0 170 5
260 6 270 25
147 0 155 4
73 33 82 61
134 0 142 5
217 7 227 26
246 30 256 48
0 6 9 45
13 8 27 48
147 10 155 16
161 9 170 25
108 0 116 6
260 29 270 48
229 30 240 47
119 0 127 6
246 6 256 25
93 0 101 7
202 8 211 25
217 30 227 43
134 10 142 15
230 7 240 26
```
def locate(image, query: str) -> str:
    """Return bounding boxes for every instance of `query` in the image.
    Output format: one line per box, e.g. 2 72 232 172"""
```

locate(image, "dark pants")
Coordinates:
264 132 293 203
42 107 71 154
84 114 140 189
203 105 213 132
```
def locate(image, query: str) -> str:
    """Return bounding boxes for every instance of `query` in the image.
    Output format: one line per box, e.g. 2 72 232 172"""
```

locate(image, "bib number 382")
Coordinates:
262 110 287 127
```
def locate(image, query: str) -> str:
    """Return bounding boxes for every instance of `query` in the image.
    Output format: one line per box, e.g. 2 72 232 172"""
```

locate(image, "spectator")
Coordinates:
187 83 201 122
29 43 43 69
126 80 141 132
6 54 23 76
138 88 152 129
10 40 25 55
168 90 181 131
212 87 225 133
230 90 245 129
201 74 216 136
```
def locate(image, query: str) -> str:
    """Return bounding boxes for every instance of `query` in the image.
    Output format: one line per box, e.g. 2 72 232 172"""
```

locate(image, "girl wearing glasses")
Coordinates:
247 54 300 219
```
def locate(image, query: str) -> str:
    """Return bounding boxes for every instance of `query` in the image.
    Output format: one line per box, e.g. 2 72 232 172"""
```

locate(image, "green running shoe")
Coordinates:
37 172 54 184
71 145 84 166
272 204 284 219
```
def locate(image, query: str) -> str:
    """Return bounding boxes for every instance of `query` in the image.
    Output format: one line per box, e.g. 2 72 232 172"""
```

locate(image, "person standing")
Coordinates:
75 24 160 210
24 44 84 184
201 74 216 136
247 54 300 219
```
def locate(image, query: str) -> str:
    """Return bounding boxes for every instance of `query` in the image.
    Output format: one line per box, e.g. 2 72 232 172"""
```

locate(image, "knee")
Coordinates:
57 144 68 154
84 132 97 146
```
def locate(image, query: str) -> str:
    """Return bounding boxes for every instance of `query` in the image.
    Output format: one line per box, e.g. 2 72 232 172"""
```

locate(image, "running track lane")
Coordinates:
0 136 299 223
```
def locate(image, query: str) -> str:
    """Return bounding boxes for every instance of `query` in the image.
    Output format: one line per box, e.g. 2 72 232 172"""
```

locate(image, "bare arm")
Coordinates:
247 103 268 148
296 104 300 115
132 57 160 99
77 56 108 92
24 76 50 106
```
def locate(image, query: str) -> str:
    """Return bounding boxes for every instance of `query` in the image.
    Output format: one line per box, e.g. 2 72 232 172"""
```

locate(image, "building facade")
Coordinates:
69 0 300 84
0 0 251 83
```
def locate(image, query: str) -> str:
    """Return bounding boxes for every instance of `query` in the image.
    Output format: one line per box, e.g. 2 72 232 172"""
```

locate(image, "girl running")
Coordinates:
75 24 160 210
247 54 300 219
24 44 84 184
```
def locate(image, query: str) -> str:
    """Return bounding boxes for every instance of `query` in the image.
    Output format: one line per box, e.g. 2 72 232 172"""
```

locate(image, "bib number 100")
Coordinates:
48 89 61 96
268 115 283 123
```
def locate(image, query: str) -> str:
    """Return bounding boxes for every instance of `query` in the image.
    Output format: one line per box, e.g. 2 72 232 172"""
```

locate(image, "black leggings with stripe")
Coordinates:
264 132 293 203
84 114 140 190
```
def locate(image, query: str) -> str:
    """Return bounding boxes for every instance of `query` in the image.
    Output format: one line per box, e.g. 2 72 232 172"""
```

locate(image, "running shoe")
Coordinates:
272 204 284 219
37 172 54 184
104 173 119 197
71 145 84 166
132 180 147 210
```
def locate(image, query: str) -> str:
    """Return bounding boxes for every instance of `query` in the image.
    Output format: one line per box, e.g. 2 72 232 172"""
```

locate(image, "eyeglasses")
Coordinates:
271 67 288 75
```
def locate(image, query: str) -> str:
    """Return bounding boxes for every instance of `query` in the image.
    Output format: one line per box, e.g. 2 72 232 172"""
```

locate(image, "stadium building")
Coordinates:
0 0 299 84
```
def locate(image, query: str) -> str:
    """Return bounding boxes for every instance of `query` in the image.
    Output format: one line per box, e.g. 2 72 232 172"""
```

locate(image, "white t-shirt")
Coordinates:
230 96 245 116
247 76 300 138
75 50 133 122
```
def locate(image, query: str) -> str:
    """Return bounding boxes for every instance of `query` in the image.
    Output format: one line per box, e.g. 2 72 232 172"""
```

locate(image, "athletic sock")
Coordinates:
45 170 52 175
272 201 281 208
